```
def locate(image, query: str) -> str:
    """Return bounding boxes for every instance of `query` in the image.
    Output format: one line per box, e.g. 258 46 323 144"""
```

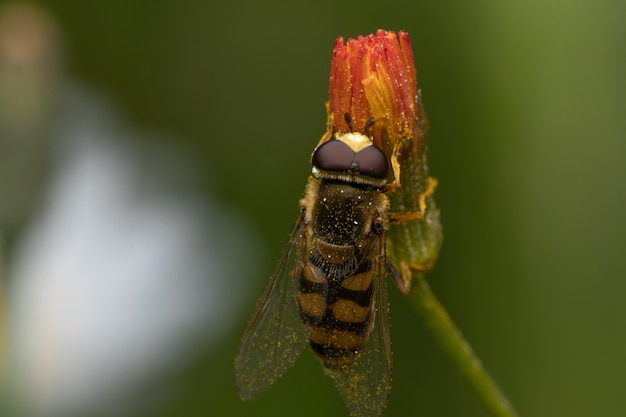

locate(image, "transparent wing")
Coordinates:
329 236 392 417
235 215 308 400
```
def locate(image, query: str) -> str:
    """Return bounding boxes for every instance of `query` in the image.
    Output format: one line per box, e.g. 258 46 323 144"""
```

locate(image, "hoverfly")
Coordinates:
236 116 414 417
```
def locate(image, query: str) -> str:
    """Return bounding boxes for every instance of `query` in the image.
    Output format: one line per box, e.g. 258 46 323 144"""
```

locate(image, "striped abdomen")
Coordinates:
296 245 375 369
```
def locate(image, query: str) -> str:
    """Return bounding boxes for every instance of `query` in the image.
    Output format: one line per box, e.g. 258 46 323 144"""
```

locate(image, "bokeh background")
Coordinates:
1 1 625 416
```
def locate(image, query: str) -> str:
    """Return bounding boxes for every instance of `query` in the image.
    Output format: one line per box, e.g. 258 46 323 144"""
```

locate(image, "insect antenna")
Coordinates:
344 113 353 132
363 117 375 136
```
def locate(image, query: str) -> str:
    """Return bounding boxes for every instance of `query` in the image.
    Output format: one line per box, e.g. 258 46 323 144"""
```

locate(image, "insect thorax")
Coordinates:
302 178 385 271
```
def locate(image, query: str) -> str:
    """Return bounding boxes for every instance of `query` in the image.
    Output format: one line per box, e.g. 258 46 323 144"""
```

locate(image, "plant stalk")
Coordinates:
408 273 520 417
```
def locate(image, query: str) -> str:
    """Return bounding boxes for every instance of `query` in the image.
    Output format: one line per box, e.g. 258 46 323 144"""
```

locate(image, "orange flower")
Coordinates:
324 30 423 155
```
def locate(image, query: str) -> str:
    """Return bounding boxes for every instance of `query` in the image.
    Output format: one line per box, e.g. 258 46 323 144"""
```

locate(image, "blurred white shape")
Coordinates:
1 4 258 417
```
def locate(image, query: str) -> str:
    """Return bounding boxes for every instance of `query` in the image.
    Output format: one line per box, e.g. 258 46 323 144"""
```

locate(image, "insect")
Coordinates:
235 115 419 417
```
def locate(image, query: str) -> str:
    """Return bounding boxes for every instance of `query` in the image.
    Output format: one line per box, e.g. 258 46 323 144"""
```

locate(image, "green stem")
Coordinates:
409 273 520 417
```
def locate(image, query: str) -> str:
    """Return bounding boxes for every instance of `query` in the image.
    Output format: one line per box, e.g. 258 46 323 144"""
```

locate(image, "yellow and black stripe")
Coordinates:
296 254 374 369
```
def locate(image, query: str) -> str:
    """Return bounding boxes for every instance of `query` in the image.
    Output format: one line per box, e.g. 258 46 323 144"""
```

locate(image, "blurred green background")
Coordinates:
3 0 626 416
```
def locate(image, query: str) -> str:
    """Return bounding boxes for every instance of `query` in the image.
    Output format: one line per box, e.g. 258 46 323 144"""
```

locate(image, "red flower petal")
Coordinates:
325 30 421 152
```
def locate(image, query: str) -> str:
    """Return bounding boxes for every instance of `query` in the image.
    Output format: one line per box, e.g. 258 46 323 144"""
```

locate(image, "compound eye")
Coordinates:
311 140 355 172
355 146 389 179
